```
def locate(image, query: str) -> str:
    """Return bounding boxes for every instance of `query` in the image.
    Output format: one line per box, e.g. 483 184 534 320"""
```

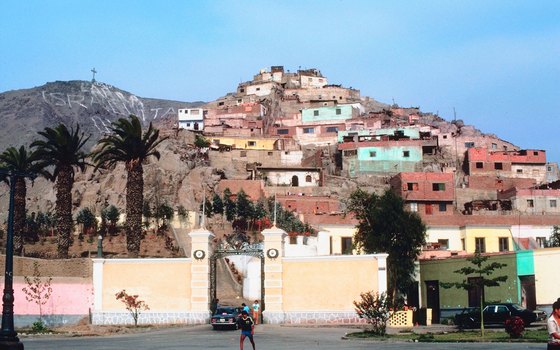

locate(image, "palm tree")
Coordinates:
91 115 167 257
31 124 89 258
0 146 45 255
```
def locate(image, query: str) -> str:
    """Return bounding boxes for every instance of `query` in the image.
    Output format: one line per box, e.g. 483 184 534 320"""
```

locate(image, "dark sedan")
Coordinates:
454 303 537 329
211 306 240 330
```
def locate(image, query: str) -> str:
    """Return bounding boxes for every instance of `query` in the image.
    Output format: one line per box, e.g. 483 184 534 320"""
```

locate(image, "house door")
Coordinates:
291 175 299 186
425 204 433 215
519 275 536 310
467 277 484 307
425 280 440 323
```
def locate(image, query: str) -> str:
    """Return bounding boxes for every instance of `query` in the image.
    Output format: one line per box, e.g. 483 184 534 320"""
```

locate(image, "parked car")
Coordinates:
211 306 240 330
454 303 538 329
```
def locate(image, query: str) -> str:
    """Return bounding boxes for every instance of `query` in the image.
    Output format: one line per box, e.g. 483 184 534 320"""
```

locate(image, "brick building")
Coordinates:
390 172 455 216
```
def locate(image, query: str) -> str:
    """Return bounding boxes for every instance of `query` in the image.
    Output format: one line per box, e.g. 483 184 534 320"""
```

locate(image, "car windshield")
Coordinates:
510 304 524 311
215 307 237 315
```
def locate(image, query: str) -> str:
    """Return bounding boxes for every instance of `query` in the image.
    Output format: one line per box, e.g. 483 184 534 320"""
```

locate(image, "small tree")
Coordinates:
102 205 120 236
223 188 236 222
211 193 224 216
440 252 508 336
115 289 150 327
22 261 53 330
156 203 174 227
354 291 390 336
76 207 97 238
548 226 560 247
177 205 189 227
194 134 210 148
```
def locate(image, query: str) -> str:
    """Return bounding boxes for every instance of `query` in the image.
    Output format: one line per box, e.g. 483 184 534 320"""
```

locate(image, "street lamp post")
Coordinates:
0 170 25 349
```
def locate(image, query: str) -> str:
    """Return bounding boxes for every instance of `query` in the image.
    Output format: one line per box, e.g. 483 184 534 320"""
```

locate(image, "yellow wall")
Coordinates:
462 226 512 253
533 247 560 305
282 256 378 311
210 136 277 150
101 259 192 311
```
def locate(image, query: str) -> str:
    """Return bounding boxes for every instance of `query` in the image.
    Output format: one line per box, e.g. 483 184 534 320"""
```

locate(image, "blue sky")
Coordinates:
1 1 559 162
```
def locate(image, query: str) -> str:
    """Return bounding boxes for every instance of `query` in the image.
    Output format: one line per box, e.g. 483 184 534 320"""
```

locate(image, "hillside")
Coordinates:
0 80 203 151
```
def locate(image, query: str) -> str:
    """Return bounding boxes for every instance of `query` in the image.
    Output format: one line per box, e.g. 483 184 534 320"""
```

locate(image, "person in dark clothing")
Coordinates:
237 310 255 350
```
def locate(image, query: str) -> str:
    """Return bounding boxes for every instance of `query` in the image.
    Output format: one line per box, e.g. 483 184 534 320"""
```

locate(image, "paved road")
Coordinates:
23 324 547 349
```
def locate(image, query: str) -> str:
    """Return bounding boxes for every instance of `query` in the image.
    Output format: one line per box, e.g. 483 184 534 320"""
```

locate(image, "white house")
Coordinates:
178 108 204 131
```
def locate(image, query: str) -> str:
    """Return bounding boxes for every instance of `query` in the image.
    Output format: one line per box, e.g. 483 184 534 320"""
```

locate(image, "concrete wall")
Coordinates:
277 254 386 324
0 257 93 327
533 247 560 307
91 258 203 325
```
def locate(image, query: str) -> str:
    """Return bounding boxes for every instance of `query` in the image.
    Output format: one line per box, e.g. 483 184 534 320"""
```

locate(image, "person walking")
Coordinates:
242 303 250 314
549 300 560 350
252 300 260 324
237 310 256 350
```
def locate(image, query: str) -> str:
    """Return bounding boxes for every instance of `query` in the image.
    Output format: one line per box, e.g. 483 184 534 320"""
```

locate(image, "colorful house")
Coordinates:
339 140 423 176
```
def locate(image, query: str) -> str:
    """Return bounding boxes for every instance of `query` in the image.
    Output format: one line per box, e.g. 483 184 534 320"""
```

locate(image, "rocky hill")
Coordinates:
0 80 203 151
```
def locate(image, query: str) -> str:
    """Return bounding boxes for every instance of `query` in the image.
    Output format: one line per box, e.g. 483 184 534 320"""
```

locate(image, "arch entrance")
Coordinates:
210 233 264 319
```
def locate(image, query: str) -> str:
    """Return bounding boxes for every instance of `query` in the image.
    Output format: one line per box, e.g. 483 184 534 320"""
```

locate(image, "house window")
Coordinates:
268 151 273 156
551 200 557 208
536 237 547 248
438 239 449 250
533 151 539 156
256 87 261 91
341 237 353 255
548 166 553 172
277 129 289 135
475 237 486 253
443 135 448 139
240 151 247 157
305 175 312 183
369 151 377 157
336 108 341 115
517 169 523 173
403 151 410 157
527 199 534 208
494 162 503 170
186 123 191 127
492 143 497 150
313 110 319 116
326 126 338 133
303 127 314 134
407 183 419 191
439 203 447 212
465 142 475 148
409 202 418 212
248 141 256 147
240 88 245 93
499 237 509 252
476 162 483 169
343 150 357 156
432 183 446 191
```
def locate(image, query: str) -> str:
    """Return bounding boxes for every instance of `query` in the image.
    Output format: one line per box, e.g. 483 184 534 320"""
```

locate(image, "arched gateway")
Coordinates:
209 233 265 317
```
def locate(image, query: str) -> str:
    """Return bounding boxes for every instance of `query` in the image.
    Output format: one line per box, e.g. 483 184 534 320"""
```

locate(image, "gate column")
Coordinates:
189 227 214 318
261 226 286 324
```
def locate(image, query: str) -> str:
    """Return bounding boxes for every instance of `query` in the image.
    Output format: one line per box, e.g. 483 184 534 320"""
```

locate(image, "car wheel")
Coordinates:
212 325 218 330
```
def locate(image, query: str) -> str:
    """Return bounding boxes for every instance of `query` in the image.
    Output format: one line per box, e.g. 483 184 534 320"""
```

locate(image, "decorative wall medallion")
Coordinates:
267 248 279 259
193 249 206 260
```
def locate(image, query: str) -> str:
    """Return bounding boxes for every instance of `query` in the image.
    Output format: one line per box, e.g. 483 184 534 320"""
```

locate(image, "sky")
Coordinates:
1 0 559 162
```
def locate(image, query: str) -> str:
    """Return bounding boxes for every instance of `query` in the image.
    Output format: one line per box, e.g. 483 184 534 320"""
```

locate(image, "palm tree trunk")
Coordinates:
55 166 74 259
126 162 144 258
13 177 27 256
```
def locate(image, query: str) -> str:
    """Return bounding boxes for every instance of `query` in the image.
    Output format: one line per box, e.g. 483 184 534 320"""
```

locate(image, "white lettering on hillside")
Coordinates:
40 82 176 120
